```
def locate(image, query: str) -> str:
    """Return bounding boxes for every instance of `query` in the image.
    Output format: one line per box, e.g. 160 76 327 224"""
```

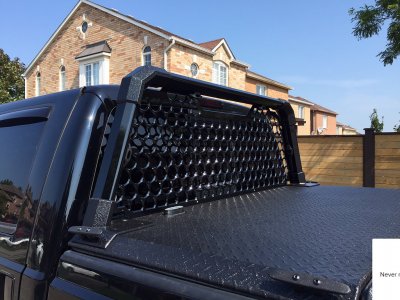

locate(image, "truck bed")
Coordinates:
70 185 400 299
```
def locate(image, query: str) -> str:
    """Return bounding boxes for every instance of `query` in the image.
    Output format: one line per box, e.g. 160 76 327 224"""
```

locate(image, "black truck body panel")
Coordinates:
0 86 120 299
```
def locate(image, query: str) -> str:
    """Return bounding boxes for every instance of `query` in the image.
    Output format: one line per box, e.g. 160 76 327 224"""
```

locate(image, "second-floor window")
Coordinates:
256 85 266 96
298 105 305 119
59 65 66 91
78 58 109 88
85 62 99 86
212 61 228 86
143 46 151 66
322 115 328 129
35 72 41 96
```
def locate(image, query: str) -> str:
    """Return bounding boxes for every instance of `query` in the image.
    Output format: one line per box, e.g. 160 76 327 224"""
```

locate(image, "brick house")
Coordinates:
23 0 291 103
336 122 358 135
289 95 338 135
311 103 337 135
288 95 313 135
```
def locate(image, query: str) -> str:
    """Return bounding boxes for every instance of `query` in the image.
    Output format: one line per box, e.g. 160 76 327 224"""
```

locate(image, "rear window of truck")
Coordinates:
0 120 45 231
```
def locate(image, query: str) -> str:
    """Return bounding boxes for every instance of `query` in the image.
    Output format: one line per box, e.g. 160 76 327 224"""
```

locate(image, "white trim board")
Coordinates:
212 39 235 60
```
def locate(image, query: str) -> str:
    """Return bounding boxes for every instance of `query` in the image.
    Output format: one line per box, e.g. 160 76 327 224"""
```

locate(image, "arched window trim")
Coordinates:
59 65 66 91
142 46 152 66
212 60 228 86
35 72 41 97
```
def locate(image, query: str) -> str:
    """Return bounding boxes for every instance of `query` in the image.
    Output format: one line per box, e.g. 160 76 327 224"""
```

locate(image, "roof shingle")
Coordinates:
198 38 224 50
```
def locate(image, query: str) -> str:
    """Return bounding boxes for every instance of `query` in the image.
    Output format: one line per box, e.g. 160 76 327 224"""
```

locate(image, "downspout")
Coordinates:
164 38 175 71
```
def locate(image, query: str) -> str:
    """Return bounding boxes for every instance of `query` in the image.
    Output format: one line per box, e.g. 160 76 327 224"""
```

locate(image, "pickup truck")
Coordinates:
0 66 398 299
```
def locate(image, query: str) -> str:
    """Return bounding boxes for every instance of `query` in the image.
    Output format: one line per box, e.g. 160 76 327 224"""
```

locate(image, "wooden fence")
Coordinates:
375 134 400 188
297 131 400 189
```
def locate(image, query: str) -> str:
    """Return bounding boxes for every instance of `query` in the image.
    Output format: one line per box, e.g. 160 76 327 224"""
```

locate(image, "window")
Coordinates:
212 61 228 86
190 63 199 77
256 85 266 96
81 21 88 33
0 120 45 231
78 56 109 88
322 115 328 129
35 72 41 96
298 106 305 119
143 46 151 66
59 66 66 91
84 62 99 86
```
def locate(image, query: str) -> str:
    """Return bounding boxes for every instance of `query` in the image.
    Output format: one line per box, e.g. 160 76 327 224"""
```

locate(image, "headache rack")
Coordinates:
90 66 305 219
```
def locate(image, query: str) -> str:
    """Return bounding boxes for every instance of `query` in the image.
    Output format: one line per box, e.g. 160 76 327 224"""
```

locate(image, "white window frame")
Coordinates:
322 115 328 129
298 105 305 119
142 46 151 66
77 53 110 87
59 65 66 91
256 84 266 96
35 72 41 96
84 62 100 86
212 61 228 86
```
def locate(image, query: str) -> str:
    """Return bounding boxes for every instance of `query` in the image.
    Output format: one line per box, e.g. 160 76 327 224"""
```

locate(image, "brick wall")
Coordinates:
245 77 289 100
168 44 213 82
25 3 167 98
168 43 248 91
312 112 337 135
229 63 246 90
291 102 312 135
214 45 231 67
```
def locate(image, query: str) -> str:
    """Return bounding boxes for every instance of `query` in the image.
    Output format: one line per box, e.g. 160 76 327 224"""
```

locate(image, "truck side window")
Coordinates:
0 121 45 233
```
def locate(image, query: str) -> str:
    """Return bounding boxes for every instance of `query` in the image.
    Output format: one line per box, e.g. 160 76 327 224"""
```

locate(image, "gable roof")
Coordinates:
199 38 236 59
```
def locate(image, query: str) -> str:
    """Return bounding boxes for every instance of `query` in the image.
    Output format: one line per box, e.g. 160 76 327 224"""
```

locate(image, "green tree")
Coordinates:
370 108 384 132
394 113 400 132
0 48 25 103
349 1 400 65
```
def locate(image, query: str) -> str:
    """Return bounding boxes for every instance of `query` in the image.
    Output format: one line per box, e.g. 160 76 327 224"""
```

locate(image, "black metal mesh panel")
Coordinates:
115 91 288 214
100 107 116 157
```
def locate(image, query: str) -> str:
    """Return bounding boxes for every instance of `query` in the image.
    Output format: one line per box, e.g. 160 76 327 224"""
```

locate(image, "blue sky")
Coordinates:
1 0 399 132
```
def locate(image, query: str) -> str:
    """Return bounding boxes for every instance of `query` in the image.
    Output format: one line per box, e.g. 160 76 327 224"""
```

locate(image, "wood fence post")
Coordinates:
363 128 375 187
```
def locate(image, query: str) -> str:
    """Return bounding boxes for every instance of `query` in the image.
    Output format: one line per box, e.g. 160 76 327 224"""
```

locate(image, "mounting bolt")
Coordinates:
313 279 321 285
292 274 300 281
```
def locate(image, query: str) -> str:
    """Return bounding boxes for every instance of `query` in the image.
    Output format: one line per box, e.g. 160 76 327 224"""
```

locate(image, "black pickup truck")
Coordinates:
0 66 399 299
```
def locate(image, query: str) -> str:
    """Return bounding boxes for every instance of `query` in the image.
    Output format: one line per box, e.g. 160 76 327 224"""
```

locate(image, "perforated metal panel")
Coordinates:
115 91 288 214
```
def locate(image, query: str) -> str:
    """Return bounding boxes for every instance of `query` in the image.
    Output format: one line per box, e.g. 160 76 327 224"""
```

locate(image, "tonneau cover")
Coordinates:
71 186 400 299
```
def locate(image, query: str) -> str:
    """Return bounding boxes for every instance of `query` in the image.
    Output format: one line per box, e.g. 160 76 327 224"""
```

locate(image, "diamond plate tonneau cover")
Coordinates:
70 186 400 299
